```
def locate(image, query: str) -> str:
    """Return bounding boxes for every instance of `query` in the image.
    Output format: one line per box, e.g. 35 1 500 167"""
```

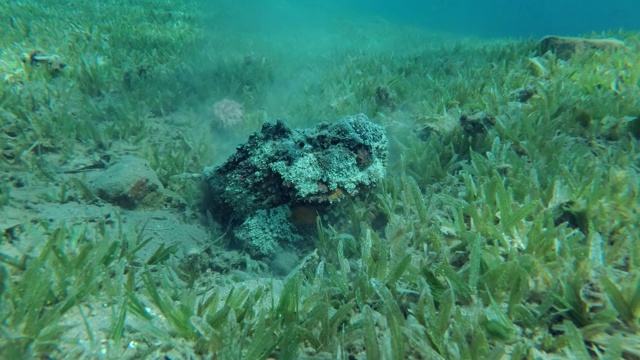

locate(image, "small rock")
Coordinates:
511 86 537 103
628 116 640 139
460 111 495 135
90 156 164 209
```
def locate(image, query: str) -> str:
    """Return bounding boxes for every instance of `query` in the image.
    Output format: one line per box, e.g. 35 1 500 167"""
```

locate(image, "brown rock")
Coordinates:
460 111 495 135
90 156 164 209
539 36 626 60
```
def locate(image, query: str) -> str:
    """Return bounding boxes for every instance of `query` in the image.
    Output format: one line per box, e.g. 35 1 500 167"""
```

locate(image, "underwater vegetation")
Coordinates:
1 0 640 359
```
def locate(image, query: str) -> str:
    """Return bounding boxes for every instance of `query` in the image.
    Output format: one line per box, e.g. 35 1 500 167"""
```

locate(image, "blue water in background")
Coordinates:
352 0 638 37
355 0 639 37
222 0 639 41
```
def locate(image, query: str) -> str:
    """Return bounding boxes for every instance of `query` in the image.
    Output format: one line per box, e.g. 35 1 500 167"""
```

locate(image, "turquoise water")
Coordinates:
227 0 639 37
353 0 639 36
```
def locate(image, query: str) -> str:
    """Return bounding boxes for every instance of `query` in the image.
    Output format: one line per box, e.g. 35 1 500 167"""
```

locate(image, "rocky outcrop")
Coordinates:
204 114 388 257
539 36 626 59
